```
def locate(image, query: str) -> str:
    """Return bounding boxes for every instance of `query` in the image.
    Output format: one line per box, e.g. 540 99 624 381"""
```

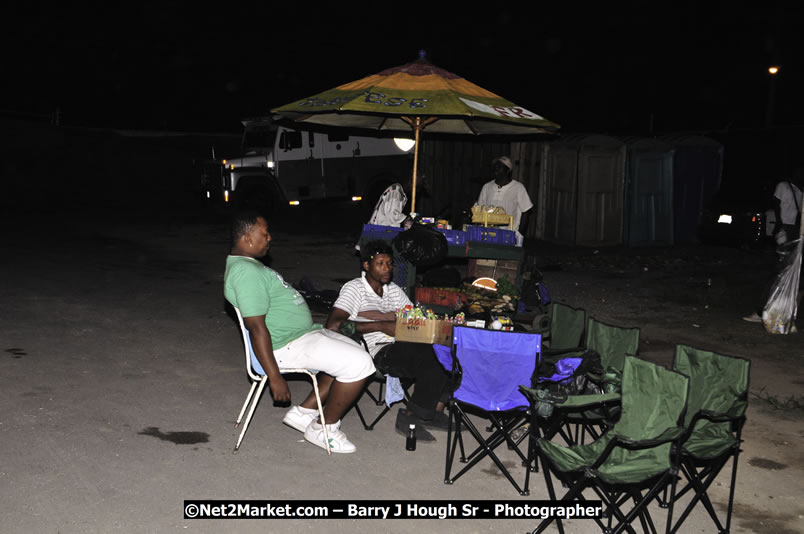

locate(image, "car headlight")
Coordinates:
717 214 733 224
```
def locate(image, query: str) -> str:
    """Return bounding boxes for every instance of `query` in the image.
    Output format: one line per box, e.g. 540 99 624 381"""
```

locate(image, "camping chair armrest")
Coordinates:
689 403 748 427
519 385 537 401
590 428 685 470
608 426 686 449
559 392 620 409
706 402 747 420
518 386 620 408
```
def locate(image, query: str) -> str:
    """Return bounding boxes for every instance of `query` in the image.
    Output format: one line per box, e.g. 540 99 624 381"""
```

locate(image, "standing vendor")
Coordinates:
476 156 533 241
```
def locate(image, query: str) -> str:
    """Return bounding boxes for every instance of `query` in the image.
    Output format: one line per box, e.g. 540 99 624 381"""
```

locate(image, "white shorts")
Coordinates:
274 329 375 383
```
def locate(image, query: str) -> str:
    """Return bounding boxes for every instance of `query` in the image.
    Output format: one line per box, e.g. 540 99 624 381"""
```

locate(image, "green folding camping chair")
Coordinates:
585 317 640 373
532 356 689 534
541 302 587 355
558 318 640 444
663 344 750 534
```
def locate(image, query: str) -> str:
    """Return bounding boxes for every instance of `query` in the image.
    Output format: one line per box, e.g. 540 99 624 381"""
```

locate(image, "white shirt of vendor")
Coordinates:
477 179 533 231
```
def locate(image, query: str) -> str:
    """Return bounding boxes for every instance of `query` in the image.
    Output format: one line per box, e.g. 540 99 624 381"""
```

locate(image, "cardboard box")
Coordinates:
395 317 454 346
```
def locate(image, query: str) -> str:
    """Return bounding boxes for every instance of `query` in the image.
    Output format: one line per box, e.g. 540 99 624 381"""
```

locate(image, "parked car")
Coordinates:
697 185 774 247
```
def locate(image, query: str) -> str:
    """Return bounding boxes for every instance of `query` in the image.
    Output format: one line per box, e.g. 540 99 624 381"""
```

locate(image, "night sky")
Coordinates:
4 3 802 135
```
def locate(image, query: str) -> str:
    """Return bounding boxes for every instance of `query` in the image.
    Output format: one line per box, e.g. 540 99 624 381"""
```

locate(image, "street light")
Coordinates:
766 65 780 128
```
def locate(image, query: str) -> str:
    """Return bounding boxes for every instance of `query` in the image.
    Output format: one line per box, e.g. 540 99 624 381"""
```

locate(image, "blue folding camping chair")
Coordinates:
435 326 542 495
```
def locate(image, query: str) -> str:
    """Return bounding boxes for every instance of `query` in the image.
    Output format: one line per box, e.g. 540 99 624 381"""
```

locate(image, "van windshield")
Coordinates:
243 127 277 155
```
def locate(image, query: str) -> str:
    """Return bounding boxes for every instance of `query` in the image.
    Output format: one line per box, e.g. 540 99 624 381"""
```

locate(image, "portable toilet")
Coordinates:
624 137 675 246
662 134 723 242
540 134 627 246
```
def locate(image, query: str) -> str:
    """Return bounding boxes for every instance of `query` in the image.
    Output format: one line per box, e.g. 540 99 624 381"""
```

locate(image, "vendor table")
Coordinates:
358 229 526 298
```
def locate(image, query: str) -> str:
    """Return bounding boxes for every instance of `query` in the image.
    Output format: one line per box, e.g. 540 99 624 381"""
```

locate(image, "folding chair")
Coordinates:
665 344 750 534
352 369 412 430
436 326 542 496
585 317 640 373
336 329 412 431
232 308 329 455
542 302 587 354
533 356 689 534
559 317 640 444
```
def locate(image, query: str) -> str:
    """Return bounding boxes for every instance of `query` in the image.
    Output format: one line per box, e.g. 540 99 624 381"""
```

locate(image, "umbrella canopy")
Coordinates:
272 56 559 212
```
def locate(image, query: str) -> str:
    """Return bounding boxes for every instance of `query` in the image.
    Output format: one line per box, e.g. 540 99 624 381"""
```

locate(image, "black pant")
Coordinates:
373 342 453 420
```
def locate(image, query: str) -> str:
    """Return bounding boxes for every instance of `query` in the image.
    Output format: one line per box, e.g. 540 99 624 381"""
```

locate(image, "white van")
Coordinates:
217 117 414 215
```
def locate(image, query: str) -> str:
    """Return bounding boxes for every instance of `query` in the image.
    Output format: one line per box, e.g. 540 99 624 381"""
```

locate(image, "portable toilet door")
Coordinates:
540 140 579 244
574 135 627 247
663 134 723 242
625 138 674 246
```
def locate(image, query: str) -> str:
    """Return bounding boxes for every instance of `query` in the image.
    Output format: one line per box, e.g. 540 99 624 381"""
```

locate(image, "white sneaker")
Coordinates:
742 312 762 323
304 420 356 454
282 406 318 433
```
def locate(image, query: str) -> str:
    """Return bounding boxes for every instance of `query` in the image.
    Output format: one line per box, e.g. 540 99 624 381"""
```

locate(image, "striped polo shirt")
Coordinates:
333 272 412 356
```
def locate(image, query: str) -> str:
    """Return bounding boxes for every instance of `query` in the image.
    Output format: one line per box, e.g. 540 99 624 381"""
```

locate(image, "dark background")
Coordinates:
2 3 803 220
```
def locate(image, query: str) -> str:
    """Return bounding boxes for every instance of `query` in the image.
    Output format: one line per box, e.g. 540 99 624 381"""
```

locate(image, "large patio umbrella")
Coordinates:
272 55 559 213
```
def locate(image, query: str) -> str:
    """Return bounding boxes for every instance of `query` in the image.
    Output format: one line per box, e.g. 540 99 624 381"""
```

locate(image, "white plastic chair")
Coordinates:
233 308 330 455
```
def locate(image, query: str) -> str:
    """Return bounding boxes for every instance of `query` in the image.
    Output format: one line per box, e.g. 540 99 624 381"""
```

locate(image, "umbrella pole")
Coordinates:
411 117 421 214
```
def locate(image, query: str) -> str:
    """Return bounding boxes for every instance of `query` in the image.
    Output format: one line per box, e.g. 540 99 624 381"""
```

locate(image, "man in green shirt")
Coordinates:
224 212 374 453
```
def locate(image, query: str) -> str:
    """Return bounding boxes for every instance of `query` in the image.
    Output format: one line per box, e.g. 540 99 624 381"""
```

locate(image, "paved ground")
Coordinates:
1 218 802 533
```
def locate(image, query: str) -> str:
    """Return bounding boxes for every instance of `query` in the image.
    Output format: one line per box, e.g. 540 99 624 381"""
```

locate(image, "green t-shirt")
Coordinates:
224 255 320 350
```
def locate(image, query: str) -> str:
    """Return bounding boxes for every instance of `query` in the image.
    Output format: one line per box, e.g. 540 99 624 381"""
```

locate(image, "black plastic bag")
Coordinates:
392 224 448 267
529 350 606 417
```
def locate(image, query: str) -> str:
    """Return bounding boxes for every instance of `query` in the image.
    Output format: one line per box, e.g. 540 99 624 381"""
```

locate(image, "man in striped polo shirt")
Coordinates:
326 241 452 441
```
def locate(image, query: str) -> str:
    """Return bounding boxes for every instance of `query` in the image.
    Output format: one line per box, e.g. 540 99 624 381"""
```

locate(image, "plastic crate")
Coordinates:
435 227 466 246
471 205 514 229
361 223 403 242
466 225 517 245
415 287 466 309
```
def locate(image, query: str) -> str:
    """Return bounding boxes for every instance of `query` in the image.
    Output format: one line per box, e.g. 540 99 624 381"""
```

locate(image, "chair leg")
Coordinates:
533 458 573 534
670 457 729 534
445 400 459 485
724 446 742 534
353 383 392 430
304 371 331 457
353 401 372 430
446 407 530 495
608 473 672 534
353 378 410 431
234 371 331 456
662 467 681 534
235 381 259 428
234 376 268 452
374 380 385 406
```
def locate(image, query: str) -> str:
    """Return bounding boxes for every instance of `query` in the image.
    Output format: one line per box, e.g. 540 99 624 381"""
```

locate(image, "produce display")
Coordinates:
414 275 519 320
462 274 519 315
